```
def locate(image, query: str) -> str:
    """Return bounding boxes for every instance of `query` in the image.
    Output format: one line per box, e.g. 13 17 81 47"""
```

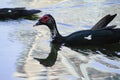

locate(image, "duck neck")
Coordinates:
47 22 63 44
49 23 62 39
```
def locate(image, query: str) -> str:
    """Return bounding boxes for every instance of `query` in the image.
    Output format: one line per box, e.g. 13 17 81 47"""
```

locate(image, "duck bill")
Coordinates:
33 21 42 27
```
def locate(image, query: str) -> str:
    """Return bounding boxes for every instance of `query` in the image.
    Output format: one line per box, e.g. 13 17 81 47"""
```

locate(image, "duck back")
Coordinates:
65 29 120 46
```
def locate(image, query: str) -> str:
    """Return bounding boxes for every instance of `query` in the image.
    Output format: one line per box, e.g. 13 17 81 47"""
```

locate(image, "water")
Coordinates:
1 0 120 80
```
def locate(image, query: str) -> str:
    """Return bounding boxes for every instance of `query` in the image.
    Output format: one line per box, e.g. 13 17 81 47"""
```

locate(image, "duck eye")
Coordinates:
40 16 50 23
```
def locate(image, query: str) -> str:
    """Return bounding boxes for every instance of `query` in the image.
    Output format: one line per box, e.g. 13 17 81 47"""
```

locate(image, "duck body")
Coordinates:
64 29 120 47
34 14 120 47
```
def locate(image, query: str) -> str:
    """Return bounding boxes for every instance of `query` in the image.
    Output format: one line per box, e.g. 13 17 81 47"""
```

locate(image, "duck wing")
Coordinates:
91 14 117 30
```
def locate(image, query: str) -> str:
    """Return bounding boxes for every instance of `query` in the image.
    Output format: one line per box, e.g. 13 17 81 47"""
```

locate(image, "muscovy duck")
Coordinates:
0 7 41 20
33 14 120 47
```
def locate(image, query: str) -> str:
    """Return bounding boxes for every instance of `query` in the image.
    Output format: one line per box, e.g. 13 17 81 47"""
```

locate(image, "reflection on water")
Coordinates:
34 42 120 79
1 0 120 80
34 43 60 67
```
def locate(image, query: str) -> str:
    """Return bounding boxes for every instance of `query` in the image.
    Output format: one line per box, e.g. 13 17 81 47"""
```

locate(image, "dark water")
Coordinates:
1 0 120 80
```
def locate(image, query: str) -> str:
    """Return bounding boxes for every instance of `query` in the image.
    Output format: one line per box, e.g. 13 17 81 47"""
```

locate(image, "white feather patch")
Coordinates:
8 10 12 13
84 35 92 40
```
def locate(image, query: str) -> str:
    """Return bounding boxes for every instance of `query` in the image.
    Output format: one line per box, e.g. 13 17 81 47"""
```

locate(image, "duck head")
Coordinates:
34 14 63 43
34 14 56 30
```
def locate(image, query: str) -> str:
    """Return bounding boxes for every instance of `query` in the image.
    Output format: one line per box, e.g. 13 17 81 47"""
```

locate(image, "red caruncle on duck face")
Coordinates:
40 15 51 24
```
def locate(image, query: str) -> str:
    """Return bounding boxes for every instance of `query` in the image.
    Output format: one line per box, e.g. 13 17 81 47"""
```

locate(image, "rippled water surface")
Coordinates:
1 0 120 80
